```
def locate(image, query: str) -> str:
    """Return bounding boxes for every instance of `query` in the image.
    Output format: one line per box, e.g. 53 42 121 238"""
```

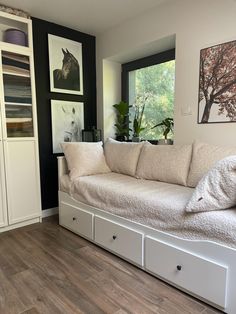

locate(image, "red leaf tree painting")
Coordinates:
198 40 236 123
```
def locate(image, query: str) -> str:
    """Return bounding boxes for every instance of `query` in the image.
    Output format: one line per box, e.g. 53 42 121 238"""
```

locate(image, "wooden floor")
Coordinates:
0 216 222 314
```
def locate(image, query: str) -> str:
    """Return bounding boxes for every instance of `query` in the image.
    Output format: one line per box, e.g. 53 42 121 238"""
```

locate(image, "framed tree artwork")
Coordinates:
198 40 236 123
48 34 83 95
51 100 84 153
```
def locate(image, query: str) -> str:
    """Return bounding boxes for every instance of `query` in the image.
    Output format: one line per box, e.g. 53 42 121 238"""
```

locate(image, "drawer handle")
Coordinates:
112 235 117 240
72 217 77 221
176 265 182 271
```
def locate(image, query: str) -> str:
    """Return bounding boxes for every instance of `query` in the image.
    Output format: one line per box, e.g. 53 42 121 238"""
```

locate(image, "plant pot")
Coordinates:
116 135 126 142
132 136 140 142
158 139 173 145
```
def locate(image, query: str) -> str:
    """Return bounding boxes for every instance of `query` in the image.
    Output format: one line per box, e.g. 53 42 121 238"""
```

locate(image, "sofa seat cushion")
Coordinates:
69 172 236 248
136 144 192 186
187 141 236 187
104 138 144 177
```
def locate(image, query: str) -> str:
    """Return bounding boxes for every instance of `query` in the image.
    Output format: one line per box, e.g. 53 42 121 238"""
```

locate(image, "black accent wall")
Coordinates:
32 17 96 210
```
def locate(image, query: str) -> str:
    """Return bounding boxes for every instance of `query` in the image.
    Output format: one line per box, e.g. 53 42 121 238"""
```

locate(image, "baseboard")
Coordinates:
42 207 59 218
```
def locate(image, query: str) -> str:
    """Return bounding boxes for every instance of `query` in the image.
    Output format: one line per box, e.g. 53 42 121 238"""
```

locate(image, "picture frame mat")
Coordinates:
51 99 84 154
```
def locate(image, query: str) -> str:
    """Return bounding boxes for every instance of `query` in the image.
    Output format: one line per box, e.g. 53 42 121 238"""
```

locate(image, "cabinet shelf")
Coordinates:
2 50 30 78
3 68 32 106
5 102 32 106
0 41 31 53
5 101 33 138
6 117 32 123
2 71 30 78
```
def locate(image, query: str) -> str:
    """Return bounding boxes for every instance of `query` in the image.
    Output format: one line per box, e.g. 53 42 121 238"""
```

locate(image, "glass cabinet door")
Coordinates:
2 51 34 137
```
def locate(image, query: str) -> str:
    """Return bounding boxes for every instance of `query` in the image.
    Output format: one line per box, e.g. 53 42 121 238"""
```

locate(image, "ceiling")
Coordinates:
1 0 167 35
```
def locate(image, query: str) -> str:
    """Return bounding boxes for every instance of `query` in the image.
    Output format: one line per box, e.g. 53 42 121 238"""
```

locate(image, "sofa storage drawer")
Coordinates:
95 216 143 266
145 236 228 309
59 202 93 240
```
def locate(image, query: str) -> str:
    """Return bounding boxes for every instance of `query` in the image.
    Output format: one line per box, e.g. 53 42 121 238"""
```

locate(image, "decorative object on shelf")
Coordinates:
0 5 30 18
51 100 84 153
151 117 174 145
4 28 27 46
48 34 83 95
132 94 147 142
113 101 131 141
2 51 30 76
2 51 33 137
198 40 236 124
82 127 102 142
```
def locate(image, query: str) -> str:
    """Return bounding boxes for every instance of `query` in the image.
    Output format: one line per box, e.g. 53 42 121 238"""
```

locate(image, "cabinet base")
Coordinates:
0 216 41 233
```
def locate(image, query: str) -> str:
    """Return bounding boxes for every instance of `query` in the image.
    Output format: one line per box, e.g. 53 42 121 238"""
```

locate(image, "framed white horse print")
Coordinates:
51 100 84 153
48 34 83 95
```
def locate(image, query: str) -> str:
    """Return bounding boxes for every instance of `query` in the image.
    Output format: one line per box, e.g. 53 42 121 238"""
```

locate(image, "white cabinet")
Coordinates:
0 11 41 230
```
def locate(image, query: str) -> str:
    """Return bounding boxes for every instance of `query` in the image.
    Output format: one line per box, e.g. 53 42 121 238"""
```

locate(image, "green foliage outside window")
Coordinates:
129 60 175 140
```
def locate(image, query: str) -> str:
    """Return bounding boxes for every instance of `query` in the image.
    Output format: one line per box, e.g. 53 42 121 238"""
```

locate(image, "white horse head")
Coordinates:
61 106 81 143
52 102 83 153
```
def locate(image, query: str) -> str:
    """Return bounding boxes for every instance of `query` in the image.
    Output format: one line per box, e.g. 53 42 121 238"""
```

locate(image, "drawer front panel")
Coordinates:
60 202 93 240
95 216 143 266
145 237 228 309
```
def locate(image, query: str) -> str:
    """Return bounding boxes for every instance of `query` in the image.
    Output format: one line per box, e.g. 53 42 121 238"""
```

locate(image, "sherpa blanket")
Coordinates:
67 172 236 249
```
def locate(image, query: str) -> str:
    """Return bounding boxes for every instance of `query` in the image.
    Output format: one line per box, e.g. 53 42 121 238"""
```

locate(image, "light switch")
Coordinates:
181 105 192 116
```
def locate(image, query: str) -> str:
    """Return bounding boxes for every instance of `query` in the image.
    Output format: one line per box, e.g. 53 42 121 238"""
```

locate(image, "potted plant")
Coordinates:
151 117 174 145
113 101 131 141
132 95 147 142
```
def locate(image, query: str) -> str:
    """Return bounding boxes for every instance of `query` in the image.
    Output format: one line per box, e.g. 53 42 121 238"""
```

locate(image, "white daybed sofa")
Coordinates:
58 139 236 313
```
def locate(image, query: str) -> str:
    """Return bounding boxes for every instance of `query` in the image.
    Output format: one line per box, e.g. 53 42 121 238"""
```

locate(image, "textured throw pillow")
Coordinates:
61 142 110 180
104 138 145 177
187 141 236 187
136 144 192 186
185 156 236 212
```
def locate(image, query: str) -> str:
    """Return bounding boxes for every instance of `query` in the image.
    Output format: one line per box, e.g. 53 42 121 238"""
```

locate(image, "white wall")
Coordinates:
102 60 121 139
96 0 236 145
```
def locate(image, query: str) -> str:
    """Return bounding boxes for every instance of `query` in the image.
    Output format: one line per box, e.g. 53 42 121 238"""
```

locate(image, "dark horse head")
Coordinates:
53 48 80 91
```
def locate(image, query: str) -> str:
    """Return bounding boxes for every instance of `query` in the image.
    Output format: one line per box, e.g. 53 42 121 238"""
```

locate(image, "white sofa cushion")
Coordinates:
61 142 110 180
104 138 144 177
136 144 192 186
187 141 236 187
185 156 236 212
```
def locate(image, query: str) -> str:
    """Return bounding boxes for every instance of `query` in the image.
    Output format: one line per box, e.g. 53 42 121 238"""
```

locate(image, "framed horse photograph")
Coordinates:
51 100 84 153
48 34 83 95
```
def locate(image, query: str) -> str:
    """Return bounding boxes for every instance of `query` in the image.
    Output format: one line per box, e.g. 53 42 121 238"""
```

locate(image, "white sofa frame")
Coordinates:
58 156 236 313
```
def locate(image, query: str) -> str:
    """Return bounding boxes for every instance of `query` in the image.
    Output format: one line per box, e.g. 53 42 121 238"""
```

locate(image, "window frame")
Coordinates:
121 48 175 102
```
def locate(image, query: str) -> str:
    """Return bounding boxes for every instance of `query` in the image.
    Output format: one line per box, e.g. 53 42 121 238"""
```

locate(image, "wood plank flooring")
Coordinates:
0 216 222 314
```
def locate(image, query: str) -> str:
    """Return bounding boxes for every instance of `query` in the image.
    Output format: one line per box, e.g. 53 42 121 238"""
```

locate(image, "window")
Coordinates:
122 49 175 140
